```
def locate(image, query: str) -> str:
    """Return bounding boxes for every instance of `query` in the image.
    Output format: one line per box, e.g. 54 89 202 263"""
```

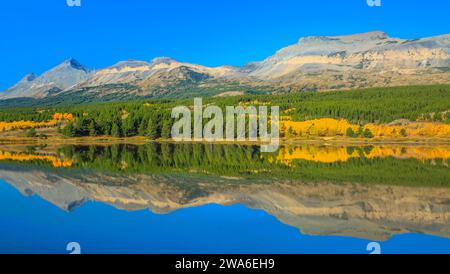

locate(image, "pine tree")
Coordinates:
357 127 364 137
138 117 148 136
122 117 136 137
88 120 98 136
363 128 374 138
62 122 76 137
400 128 408 137
161 118 172 139
111 120 122 137
346 128 356 138
147 118 160 139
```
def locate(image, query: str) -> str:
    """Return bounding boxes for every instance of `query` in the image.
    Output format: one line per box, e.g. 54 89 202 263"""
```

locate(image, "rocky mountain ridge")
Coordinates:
1 31 449 102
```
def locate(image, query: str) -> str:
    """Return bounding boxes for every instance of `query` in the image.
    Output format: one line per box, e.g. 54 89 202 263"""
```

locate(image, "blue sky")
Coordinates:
0 0 449 91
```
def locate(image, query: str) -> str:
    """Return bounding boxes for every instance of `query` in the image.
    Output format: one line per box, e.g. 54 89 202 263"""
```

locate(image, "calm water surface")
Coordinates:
0 143 449 254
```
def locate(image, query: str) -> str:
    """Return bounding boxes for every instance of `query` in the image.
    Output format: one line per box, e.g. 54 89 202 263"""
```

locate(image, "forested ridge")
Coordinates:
0 85 449 139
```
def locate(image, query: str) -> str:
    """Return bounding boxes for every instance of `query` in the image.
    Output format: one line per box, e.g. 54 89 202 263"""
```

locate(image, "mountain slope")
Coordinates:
246 31 450 90
53 57 244 99
1 31 449 104
249 31 450 78
76 57 240 89
0 59 91 100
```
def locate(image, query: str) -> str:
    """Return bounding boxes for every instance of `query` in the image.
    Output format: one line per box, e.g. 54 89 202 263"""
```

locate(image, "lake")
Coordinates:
0 143 449 254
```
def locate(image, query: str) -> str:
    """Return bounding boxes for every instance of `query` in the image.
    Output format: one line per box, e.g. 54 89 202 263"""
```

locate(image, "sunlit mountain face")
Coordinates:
1 31 449 104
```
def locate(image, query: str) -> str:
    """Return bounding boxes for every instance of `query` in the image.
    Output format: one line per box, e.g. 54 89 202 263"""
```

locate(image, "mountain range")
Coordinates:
1 31 449 104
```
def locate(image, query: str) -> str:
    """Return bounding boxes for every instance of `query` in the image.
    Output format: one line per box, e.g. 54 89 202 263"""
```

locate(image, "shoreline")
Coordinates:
0 135 449 146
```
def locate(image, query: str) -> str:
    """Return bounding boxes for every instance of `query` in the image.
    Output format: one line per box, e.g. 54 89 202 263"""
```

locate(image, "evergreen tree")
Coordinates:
287 127 295 138
363 128 374 138
138 117 148 136
111 120 123 137
88 120 98 136
161 118 172 139
400 128 408 137
147 118 160 139
346 128 357 138
357 127 364 137
122 116 137 137
62 122 76 137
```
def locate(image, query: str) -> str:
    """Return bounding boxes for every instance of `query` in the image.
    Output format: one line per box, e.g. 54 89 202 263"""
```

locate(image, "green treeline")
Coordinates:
60 108 174 138
268 85 450 124
0 144 448 186
0 108 53 122
52 144 450 186
0 85 449 137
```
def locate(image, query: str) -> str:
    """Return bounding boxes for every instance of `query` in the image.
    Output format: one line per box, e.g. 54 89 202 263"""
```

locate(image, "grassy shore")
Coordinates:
1 134 449 146
1 121 449 146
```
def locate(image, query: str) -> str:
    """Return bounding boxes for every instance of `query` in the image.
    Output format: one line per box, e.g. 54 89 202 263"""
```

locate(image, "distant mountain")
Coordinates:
74 57 240 89
247 31 450 90
1 31 449 104
249 31 450 78
0 59 91 100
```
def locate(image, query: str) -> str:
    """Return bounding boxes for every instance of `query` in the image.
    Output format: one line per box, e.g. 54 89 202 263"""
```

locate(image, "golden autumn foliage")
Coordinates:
364 122 450 138
0 120 58 132
0 151 73 167
0 113 74 132
272 145 450 165
281 118 450 138
282 118 354 137
52 113 74 121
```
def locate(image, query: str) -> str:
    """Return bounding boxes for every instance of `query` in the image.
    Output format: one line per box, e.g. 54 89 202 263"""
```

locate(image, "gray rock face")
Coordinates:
76 56 239 89
248 31 450 79
74 60 153 88
0 58 91 99
1 31 449 101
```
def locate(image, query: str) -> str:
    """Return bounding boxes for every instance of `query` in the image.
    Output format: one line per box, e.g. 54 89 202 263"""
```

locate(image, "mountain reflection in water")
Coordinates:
0 143 449 245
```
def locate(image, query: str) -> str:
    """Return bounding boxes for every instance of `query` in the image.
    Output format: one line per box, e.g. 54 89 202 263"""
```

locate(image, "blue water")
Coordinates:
0 180 449 254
